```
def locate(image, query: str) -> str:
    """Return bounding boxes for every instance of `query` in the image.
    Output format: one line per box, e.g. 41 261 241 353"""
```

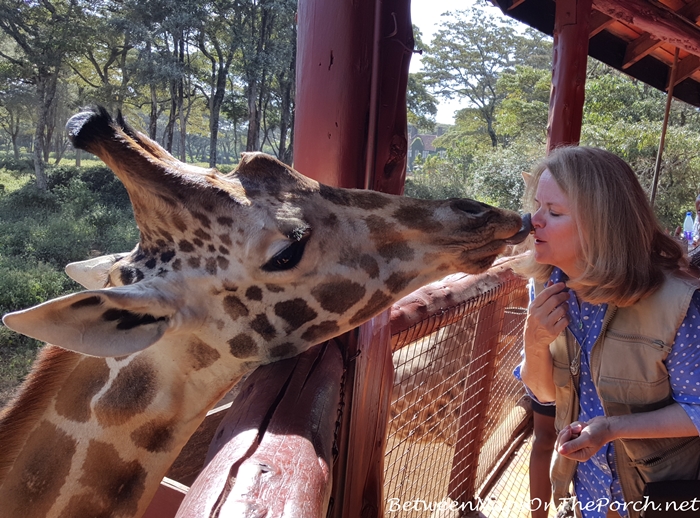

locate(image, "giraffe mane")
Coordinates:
0 345 81 484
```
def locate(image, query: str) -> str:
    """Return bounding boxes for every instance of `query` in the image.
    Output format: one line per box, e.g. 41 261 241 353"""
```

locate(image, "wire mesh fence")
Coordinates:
384 263 530 516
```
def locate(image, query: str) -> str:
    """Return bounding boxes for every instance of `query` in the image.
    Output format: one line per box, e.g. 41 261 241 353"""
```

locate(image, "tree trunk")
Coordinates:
208 56 232 167
32 73 58 191
178 34 186 162
149 84 158 140
245 82 259 151
11 134 19 160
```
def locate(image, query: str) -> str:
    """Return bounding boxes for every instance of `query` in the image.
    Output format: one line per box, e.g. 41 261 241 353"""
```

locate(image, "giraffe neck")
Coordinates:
0 343 247 518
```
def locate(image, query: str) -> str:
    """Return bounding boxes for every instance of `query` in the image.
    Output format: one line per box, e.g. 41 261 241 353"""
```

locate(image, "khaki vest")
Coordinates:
545 272 700 518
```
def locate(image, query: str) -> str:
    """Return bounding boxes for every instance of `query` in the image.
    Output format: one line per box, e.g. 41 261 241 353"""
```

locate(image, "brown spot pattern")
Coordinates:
192 211 211 228
266 284 285 293
187 337 221 370
4 420 76 518
179 240 195 253
194 229 212 241
245 286 263 301
217 256 229 270
219 234 233 246
349 290 394 326
319 185 390 210
250 314 277 340
385 271 417 294
217 216 234 227
79 440 147 516
392 204 444 232
205 257 217 275
223 295 249 320
219 246 230 255
94 358 157 427
377 240 414 261
171 214 188 232
311 280 366 314
131 419 175 452
55 357 110 423
228 334 259 358
193 238 204 248
360 255 380 278
301 320 340 342
188 256 201 268
172 259 182 271
270 343 297 358
274 299 318 332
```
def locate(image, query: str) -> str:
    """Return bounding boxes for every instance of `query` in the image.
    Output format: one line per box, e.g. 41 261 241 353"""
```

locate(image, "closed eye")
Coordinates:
262 234 310 272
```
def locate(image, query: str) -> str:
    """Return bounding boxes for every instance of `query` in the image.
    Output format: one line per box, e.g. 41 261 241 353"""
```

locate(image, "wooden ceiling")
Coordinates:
491 0 700 107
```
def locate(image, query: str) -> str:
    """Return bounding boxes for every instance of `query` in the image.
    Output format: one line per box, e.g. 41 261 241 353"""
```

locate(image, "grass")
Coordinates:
0 157 139 408
0 153 238 408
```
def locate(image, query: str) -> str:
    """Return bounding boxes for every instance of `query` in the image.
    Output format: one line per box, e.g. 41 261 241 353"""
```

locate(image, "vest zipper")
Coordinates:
630 436 698 467
604 330 669 351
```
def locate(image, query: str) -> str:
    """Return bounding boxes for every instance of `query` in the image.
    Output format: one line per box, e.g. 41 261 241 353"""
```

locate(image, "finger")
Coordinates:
546 302 569 323
555 427 573 450
537 292 571 316
532 283 567 308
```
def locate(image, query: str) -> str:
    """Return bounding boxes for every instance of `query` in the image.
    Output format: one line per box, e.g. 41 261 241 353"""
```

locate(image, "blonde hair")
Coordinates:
518 146 686 307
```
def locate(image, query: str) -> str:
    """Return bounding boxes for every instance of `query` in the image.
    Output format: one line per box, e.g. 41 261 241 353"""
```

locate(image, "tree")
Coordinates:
0 0 88 189
495 65 550 145
421 0 521 147
0 59 34 159
407 26 437 134
407 73 438 134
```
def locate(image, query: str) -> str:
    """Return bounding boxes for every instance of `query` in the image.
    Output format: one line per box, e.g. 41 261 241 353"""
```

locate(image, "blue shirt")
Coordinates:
515 268 700 517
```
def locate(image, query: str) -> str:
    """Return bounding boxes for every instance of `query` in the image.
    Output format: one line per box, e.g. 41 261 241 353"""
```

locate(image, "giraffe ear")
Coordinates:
65 254 127 289
521 171 533 187
2 283 182 357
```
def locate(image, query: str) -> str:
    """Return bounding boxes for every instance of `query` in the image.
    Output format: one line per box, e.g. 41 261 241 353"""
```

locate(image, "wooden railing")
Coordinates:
143 256 530 517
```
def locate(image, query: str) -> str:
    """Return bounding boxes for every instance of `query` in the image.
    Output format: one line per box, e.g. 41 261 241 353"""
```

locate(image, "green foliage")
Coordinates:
407 73 438 133
0 162 138 404
495 65 550 145
0 256 77 316
422 0 552 147
405 142 542 212
0 325 42 406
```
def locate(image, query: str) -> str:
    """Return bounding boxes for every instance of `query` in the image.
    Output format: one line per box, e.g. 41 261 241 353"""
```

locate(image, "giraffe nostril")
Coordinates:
451 199 485 216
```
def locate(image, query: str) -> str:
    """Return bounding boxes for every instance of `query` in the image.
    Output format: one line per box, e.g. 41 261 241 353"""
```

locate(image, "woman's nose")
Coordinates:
531 209 544 228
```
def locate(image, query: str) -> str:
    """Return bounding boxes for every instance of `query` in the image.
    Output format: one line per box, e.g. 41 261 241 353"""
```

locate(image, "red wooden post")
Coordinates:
295 1 413 517
547 0 593 152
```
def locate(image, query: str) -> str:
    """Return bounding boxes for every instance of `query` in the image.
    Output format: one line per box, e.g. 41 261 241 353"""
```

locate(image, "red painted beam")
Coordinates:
593 0 700 58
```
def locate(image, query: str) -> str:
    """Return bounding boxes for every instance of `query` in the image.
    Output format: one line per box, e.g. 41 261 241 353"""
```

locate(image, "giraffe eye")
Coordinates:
262 239 308 272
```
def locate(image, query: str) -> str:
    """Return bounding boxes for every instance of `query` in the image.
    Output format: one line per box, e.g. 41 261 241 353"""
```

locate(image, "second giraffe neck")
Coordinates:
0 343 247 518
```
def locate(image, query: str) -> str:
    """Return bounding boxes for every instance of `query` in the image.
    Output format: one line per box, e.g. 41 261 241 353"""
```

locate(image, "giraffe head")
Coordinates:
3 108 526 370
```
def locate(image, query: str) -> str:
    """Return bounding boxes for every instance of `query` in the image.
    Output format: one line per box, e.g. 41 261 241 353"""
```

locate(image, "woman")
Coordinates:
517 146 700 518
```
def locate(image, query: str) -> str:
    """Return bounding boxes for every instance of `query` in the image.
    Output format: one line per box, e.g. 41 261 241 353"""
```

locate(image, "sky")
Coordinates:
409 0 499 125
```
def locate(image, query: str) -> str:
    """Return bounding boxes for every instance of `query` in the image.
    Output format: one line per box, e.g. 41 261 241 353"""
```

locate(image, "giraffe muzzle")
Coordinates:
504 213 532 245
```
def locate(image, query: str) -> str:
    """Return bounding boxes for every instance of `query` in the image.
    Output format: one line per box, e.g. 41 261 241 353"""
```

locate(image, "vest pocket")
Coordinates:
625 436 700 483
597 375 671 407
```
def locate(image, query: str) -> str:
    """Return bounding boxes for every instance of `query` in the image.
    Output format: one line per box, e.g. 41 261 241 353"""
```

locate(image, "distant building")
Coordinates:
407 124 446 170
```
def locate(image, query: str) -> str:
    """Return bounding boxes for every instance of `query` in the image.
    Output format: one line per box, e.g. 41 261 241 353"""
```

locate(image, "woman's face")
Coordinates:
531 169 583 277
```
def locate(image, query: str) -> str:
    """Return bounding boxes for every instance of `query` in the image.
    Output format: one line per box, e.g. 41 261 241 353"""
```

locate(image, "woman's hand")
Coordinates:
556 405 699 462
520 282 570 402
556 417 613 462
524 282 570 352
